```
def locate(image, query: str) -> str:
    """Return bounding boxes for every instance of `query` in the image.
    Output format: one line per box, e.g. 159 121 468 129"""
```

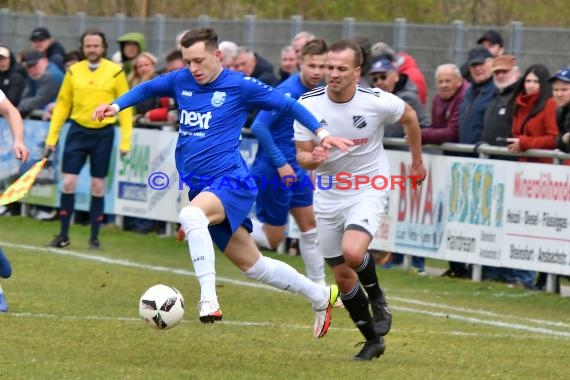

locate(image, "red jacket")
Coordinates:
512 93 558 163
397 52 427 106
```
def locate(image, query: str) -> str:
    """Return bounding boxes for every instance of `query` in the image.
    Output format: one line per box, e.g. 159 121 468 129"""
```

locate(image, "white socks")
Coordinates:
244 256 327 309
299 228 326 285
179 206 217 304
251 218 272 249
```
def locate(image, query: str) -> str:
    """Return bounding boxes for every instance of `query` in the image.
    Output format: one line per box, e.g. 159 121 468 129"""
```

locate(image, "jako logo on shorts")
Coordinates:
179 110 212 129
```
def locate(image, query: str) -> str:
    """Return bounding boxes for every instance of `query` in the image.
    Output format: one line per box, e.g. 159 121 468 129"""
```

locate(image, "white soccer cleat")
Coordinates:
313 284 339 338
198 300 222 323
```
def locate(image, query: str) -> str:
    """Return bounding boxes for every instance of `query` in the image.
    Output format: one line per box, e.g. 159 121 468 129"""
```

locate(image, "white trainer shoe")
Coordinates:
313 284 339 338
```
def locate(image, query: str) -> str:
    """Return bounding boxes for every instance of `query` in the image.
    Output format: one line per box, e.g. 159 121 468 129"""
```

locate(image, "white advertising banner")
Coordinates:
501 163 570 275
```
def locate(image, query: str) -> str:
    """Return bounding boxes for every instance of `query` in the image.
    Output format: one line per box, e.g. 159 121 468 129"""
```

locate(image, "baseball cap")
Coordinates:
30 27 51 41
369 57 396 74
492 55 516 72
477 30 504 47
549 68 570 83
466 46 493 66
0 47 9 58
22 50 44 66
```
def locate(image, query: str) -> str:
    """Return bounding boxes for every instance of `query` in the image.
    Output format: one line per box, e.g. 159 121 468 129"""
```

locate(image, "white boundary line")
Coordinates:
2 241 569 339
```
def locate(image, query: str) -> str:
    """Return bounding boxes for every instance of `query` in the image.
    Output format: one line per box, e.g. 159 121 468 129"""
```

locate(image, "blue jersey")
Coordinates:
113 68 320 187
250 73 310 167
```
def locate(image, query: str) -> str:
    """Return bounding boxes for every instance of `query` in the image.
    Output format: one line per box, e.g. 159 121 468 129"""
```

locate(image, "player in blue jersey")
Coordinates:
250 39 328 286
93 27 352 337
0 90 29 312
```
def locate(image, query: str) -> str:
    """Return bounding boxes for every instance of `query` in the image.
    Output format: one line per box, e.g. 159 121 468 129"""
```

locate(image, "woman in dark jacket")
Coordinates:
0 45 27 106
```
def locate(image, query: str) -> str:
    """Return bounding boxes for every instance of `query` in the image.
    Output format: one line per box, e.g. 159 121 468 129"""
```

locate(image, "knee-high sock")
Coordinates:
90 195 104 241
244 256 327 309
59 193 75 239
299 228 325 285
340 283 378 341
0 248 12 279
179 206 217 303
355 251 383 301
251 218 272 249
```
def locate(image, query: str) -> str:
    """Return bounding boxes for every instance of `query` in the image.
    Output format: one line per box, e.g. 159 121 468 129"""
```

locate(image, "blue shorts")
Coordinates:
250 159 313 226
185 166 256 252
62 121 115 178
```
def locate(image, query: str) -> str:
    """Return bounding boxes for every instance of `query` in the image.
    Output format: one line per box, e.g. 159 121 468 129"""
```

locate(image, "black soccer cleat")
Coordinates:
352 337 386 361
47 235 70 248
370 297 392 336
88 239 101 250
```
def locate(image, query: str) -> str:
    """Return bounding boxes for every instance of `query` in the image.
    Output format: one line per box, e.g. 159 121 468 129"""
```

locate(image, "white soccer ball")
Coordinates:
139 284 185 330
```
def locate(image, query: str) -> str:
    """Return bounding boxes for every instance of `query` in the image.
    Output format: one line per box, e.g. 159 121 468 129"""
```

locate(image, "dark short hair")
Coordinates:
80 28 108 50
165 49 183 63
180 27 218 50
328 39 363 67
64 50 83 64
301 38 328 57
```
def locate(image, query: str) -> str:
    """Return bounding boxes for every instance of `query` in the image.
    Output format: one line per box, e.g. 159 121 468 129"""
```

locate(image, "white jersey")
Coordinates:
294 85 405 195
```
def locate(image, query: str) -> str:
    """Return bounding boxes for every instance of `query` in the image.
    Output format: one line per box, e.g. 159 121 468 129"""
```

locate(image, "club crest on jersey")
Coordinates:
353 115 367 129
211 91 226 107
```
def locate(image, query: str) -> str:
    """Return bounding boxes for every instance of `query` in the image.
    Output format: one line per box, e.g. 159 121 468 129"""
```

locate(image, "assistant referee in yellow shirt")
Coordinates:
45 27 133 249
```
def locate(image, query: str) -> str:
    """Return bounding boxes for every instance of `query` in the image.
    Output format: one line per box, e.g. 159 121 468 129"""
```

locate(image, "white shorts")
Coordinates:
314 188 388 259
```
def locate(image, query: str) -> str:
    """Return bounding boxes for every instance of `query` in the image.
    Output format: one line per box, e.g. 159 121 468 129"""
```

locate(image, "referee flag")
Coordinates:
0 151 52 206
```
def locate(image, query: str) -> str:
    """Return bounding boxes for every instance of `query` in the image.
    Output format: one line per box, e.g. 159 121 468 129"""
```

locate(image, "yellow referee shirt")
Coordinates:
45 58 133 152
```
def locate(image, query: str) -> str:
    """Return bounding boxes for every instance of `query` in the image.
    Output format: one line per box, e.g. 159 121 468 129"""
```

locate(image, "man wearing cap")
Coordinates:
550 68 570 154
30 27 66 72
461 30 505 81
444 47 496 279
17 50 64 117
458 47 496 147
369 57 429 138
477 30 505 58
0 45 27 106
482 54 521 150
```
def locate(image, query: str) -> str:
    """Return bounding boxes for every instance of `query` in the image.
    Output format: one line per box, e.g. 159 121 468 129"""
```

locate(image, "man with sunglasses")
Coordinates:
369 57 429 138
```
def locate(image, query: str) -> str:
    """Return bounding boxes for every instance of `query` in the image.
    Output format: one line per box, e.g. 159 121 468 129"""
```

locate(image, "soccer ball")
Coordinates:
139 284 185 330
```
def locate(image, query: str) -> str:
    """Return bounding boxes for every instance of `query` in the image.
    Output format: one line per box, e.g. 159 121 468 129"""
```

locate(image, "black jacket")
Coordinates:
0 45 27 106
555 105 570 153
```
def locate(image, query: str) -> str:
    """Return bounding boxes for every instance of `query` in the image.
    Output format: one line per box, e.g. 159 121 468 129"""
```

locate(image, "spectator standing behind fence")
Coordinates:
0 46 27 106
143 50 184 124
445 47 497 279
420 64 468 145
233 46 279 86
479 55 536 288
128 52 160 123
371 42 428 105
29 27 66 73
369 57 429 137
507 64 558 164
278 45 297 83
219 41 238 69
461 30 505 81
552 68 570 154
44 28 133 250
481 55 520 154
291 31 316 61
250 39 329 287
17 51 64 118
111 32 147 77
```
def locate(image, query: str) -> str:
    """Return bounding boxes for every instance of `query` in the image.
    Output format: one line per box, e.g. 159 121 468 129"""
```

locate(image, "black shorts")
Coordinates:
62 121 115 178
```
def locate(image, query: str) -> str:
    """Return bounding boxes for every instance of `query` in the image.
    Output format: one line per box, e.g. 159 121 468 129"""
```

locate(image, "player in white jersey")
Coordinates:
294 39 426 360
